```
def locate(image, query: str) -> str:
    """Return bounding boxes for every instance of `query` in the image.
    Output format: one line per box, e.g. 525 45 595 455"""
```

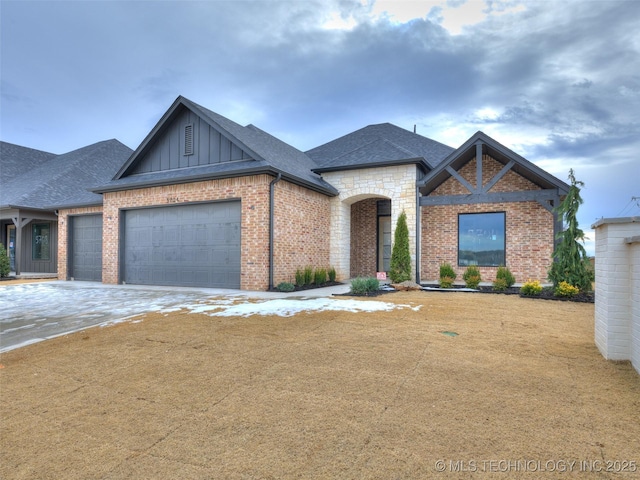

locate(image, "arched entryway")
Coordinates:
350 197 392 278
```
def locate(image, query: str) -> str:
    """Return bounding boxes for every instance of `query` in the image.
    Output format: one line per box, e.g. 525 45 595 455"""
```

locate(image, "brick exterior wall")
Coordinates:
272 180 331 286
101 175 272 291
350 199 378 277
57 206 104 280
420 155 554 283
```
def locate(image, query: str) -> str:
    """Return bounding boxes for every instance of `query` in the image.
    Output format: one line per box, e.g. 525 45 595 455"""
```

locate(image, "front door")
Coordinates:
6 225 15 271
378 216 391 272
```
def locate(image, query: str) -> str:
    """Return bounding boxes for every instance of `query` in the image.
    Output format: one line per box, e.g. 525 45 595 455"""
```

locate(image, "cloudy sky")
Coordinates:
2 0 639 254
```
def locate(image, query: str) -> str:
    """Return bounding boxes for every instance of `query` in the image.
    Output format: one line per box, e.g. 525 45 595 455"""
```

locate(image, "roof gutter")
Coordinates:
269 172 282 290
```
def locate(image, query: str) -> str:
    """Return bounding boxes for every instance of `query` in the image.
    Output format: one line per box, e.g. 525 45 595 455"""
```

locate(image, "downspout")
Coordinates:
415 186 421 284
269 173 282 290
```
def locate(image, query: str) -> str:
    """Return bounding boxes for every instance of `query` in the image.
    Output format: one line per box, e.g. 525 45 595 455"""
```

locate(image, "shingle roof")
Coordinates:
1 139 132 210
0 142 56 184
306 123 455 171
101 96 338 196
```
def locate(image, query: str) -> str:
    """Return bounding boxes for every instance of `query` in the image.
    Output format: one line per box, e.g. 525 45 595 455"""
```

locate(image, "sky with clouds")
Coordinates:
2 0 639 255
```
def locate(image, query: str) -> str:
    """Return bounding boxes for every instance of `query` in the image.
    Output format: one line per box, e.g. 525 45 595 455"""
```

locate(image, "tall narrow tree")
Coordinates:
389 210 412 283
548 169 592 291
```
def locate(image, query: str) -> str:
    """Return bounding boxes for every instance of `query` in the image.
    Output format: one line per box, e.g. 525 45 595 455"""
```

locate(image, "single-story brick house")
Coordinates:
1 96 569 290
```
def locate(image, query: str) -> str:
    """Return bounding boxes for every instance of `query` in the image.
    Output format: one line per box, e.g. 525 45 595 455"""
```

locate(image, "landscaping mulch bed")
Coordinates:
422 284 595 303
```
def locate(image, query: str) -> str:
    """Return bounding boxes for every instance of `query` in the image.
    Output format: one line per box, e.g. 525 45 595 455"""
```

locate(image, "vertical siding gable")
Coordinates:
129 108 253 175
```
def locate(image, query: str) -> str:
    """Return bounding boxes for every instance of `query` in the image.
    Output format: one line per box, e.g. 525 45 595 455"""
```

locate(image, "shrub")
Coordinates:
555 281 579 298
295 268 305 286
462 265 481 289
303 266 313 286
496 266 515 287
328 266 336 283
439 276 455 289
548 169 592 292
439 263 456 288
350 277 380 295
0 243 10 278
276 282 295 292
313 268 327 285
520 279 543 296
389 211 411 283
493 278 508 292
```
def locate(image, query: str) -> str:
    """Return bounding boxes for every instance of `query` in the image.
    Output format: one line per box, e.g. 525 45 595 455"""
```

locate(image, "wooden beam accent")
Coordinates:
419 189 560 206
476 142 483 193
483 159 515 193
445 166 475 194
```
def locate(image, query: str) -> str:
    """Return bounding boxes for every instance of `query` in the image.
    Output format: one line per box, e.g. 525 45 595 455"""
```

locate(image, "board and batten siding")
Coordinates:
130 108 252 174
19 220 58 273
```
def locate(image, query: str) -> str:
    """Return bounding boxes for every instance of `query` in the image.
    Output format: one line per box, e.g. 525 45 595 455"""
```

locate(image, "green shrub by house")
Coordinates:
389 210 411 283
295 268 305 286
462 265 481 289
439 263 456 288
350 277 380 295
0 244 10 278
328 266 336 283
276 282 295 292
495 266 515 288
303 266 313 286
313 268 327 285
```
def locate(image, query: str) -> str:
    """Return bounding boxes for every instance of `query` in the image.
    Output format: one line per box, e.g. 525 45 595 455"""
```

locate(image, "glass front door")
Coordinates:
7 225 16 271
378 216 391 272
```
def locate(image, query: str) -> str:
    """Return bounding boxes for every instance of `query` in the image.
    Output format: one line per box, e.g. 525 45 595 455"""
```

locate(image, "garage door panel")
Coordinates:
71 215 103 282
124 202 241 288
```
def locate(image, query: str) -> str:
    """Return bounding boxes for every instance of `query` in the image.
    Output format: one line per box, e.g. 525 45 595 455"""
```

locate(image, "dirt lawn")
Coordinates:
1 291 639 479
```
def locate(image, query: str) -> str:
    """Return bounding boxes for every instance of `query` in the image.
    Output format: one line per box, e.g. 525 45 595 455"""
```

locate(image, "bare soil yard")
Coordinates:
1 291 638 479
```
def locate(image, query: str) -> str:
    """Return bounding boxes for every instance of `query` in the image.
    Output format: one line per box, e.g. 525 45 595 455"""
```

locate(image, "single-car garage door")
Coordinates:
70 214 103 281
123 201 241 288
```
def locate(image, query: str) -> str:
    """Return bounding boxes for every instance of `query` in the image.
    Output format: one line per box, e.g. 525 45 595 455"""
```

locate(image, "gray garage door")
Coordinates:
70 214 103 281
123 202 241 288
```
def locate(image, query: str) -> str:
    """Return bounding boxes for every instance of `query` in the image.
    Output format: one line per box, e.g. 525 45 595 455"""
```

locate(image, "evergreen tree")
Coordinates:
0 243 10 278
548 169 592 291
389 210 412 283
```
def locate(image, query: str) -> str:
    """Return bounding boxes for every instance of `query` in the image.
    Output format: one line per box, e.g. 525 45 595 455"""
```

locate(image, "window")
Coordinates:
32 223 51 261
458 212 505 266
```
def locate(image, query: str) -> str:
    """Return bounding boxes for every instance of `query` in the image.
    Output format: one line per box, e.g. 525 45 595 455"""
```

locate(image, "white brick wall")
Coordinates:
593 217 640 375
323 165 418 281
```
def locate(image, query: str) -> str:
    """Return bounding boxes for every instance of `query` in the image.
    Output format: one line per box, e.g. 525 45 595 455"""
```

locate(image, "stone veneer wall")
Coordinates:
57 206 104 281
593 217 640 375
420 155 554 282
321 165 418 282
272 180 331 286
101 175 272 291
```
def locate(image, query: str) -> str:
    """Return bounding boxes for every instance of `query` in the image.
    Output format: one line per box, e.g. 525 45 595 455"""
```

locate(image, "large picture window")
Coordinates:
458 212 505 266
32 223 51 261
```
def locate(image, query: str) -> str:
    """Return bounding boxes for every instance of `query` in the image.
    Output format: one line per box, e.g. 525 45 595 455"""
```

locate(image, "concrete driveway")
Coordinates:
0 280 352 353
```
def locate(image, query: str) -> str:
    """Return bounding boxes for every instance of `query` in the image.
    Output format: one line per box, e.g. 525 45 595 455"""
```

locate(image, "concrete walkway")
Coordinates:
0 280 351 353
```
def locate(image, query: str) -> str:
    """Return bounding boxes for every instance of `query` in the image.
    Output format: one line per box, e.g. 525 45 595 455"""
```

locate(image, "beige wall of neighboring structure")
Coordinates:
593 217 640 375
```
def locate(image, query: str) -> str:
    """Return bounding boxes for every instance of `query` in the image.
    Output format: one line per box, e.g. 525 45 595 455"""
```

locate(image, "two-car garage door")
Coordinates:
123 201 241 288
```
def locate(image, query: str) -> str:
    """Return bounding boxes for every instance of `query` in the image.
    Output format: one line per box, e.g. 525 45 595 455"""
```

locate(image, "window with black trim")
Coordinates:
458 212 505 266
32 223 51 261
